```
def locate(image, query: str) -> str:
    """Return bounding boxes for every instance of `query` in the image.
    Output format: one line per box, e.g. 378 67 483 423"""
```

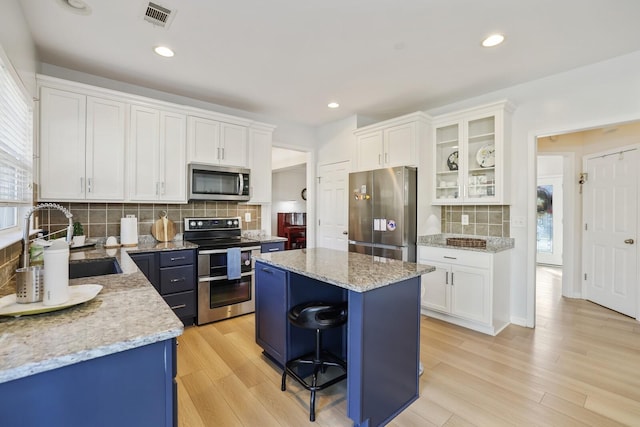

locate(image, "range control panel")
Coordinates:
184 217 241 231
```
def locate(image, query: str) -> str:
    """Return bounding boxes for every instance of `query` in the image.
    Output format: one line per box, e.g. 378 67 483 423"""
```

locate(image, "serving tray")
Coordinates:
0 284 103 317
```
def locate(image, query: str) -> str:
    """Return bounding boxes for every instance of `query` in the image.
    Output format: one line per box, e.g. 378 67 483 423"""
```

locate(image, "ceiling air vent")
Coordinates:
143 2 176 28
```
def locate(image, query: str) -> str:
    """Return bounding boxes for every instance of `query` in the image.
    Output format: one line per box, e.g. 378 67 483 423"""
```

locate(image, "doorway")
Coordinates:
537 156 564 266
533 122 640 324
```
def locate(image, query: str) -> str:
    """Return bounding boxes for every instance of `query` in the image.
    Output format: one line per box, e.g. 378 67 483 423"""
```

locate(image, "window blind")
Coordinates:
0 51 33 230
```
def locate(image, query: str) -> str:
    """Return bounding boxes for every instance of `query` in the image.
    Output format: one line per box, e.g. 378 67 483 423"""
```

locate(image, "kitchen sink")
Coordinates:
69 258 122 279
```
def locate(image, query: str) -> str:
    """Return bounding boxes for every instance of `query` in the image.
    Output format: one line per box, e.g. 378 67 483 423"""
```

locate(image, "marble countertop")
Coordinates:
254 248 434 292
417 234 515 253
241 231 288 244
0 244 188 384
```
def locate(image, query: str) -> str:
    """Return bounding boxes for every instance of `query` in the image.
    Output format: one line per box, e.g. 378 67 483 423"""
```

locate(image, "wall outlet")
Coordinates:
244 212 251 222
461 214 469 225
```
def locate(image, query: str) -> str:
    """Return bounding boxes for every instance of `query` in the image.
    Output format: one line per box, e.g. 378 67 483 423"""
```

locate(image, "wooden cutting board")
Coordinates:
152 212 176 242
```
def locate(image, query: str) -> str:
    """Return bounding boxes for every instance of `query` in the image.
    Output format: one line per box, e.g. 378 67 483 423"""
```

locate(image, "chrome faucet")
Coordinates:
22 203 73 268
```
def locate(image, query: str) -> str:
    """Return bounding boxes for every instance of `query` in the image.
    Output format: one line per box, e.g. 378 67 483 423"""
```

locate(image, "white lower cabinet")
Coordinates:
418 245 510 335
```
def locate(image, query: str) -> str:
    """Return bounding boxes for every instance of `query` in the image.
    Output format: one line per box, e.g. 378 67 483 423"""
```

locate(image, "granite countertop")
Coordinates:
417 234 515 253
254 248 434 293
0 244 189 384
241 231 288 244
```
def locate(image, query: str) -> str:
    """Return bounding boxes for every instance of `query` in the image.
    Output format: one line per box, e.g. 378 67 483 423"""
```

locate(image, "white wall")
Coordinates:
0 0 38 96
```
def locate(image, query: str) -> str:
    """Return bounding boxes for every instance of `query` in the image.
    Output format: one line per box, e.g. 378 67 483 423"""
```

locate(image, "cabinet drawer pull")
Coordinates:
170 277 186 283
268 248 280 252
446 271 449 285
170 256 187 261
170 304 187 310
451 272 454 286
443 256 457 260
261 267 273 274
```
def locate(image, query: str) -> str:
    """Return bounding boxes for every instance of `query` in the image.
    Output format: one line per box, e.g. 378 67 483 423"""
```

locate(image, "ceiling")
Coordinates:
18 0 640 127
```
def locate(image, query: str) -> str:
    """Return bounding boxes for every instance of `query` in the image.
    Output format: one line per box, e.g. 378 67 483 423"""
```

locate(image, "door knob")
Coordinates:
624 239 635 244
342 231 348 235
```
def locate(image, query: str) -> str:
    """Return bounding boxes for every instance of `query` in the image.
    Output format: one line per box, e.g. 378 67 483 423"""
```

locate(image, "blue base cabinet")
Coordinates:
130 249 197 326
254 260 420 427
0 339 177 427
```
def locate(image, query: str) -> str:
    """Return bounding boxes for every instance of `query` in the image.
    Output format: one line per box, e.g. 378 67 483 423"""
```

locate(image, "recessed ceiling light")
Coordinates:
482 34 505 47
57 0 92 15
154 46 175 57
328 102 340 109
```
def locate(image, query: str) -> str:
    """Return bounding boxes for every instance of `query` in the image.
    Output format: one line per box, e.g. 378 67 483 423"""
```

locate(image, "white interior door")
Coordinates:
536 175 563 266
583 148 638 317
317 161 350 251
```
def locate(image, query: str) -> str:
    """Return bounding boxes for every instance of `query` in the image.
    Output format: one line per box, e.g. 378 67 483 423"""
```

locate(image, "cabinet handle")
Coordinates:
217 147 221 160
378 154 382 165
87 178 92 193
445 271 448 285
261 267 273 274
170 277 186 283
170 256 187 261
451 272 454 286
221 147 225 160
162 181 166 195
268 248 280 252
170 304 186 310
156 182 160 196
80 177 84 193
444 256 457 260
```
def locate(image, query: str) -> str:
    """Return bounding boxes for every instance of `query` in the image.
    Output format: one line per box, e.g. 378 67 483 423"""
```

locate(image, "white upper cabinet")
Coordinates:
187 116 248 167
37 75 273 204
353 112 428 171
432 100 514 205
39 87 125 201
129 105 186 203
248 126 276 204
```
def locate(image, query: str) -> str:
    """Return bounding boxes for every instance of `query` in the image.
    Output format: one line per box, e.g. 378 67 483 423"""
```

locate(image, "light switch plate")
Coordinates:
461 214 469 225
244 212 251 222
512 216 525 227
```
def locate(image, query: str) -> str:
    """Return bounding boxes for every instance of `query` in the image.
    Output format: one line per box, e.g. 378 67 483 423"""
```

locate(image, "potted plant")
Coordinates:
72 221 86 247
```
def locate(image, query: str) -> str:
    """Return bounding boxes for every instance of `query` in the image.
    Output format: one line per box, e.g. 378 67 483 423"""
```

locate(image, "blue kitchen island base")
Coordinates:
0 339 177 427
254 250 428 427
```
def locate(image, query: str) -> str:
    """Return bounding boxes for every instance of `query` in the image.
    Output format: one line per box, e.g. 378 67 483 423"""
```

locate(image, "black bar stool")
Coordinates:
281 301 348 422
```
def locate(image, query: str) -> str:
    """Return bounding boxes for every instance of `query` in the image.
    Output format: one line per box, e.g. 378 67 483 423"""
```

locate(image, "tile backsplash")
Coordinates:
441 205 510 237
0 240 22 289
37 201 263 240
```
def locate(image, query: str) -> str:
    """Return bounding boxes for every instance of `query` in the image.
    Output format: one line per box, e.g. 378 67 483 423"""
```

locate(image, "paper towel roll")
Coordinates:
120 216 138 247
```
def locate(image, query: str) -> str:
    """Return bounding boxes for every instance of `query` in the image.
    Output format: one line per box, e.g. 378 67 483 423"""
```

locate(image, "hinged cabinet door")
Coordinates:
421 262 450 312
219 122 248 167
39 87 87 200
356 131 383 170
187 116 220 164
384 122 416 167
85 96 126 200
450 264 491 324
128 105 161 201
159 111 186 202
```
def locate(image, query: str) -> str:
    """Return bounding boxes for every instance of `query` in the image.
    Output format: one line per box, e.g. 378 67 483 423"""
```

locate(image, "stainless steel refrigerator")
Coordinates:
348 166 417 262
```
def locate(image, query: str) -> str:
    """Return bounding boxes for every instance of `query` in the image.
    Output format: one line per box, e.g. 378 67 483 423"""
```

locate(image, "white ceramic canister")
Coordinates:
43 240 70 306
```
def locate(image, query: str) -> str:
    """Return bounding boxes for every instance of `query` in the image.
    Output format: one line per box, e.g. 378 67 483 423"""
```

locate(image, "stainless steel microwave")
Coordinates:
188 164 251 201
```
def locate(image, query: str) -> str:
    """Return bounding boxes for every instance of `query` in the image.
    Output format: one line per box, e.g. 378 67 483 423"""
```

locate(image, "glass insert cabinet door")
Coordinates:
435 123 461 201
466 116 496 201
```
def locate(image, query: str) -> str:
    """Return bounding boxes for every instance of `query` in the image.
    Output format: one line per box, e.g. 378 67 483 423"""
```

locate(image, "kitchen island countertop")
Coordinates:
0 244 187 384
254 247 434 292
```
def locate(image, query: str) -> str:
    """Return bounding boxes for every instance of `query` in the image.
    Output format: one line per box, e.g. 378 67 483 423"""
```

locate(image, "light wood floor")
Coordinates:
176 266 640 426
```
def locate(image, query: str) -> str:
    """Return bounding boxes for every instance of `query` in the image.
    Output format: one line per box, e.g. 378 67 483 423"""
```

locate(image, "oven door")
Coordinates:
198 247 257 278
198 273 255 324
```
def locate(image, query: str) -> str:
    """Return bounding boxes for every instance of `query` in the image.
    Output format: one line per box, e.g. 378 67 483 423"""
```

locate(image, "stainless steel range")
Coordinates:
183 217 260 325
